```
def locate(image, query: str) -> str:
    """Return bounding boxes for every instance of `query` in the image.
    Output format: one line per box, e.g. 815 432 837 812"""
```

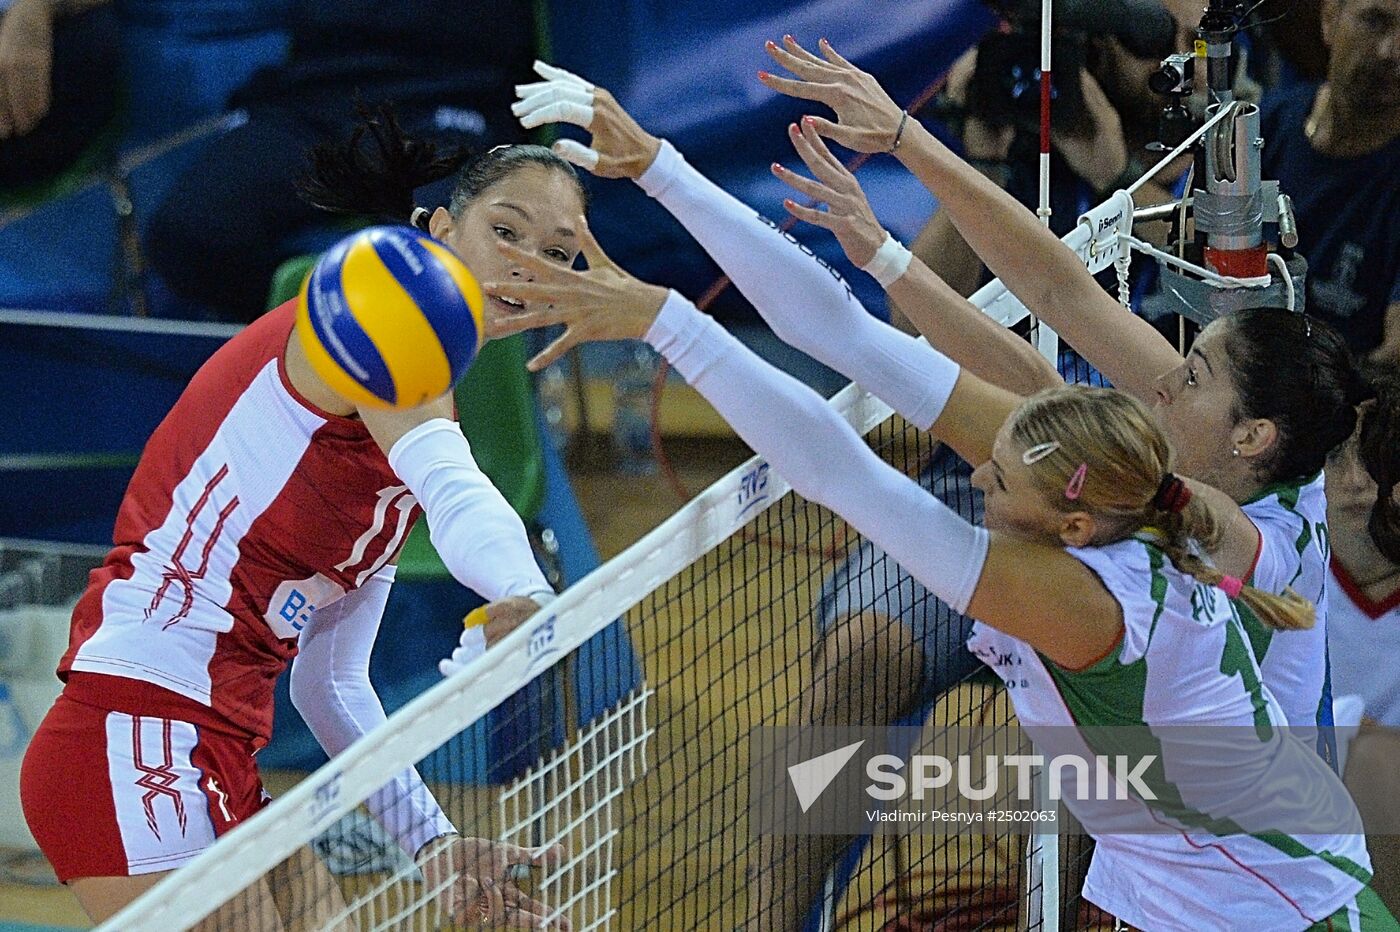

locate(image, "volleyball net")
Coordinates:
92 171 1250 931
92 381 1080 930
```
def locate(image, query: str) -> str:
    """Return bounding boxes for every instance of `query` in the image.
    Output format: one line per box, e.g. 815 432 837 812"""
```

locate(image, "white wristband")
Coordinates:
861 233 913 288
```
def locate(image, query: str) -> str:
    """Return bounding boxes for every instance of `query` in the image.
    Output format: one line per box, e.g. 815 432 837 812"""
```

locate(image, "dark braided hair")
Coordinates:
297 101 587 231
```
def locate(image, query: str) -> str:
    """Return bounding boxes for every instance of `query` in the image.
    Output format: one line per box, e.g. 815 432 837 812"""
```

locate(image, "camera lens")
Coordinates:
1148 53 1194 95
1148 63 1182 94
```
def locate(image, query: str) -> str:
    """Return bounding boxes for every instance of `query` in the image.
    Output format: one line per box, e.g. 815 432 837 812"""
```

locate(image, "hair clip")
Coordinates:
409 206 431 231
488 143 515 154
1021 441 1061 465
1064 463 1088 500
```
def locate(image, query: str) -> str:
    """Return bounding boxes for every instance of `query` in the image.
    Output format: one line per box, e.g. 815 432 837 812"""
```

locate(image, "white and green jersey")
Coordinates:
1241 472 1332 732
966 536 1369 931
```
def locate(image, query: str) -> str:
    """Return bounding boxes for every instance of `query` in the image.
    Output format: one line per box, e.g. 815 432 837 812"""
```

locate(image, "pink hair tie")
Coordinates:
1064 463 1088 500
1219 576 1245 600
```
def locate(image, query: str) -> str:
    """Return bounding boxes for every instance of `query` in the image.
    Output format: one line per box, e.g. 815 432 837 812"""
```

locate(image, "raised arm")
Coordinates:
512 61 1016 456
773 117 1061 397
487 224 1124 669
759 36 1184 402
358 399 555 604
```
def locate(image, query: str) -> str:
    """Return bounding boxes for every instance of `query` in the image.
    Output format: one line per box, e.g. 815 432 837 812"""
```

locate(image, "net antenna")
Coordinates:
1023 5 1062 920
1027 0 1061 367
1036 0 1054 230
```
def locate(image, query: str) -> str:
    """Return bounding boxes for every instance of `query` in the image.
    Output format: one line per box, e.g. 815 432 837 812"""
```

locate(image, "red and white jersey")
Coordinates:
59 301 420 741
1327 556 1400 727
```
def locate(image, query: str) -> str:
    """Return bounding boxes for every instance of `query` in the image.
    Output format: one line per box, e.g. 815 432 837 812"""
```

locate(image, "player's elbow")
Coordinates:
775 396 846 505
288 661 362 725
1016 352 1063 396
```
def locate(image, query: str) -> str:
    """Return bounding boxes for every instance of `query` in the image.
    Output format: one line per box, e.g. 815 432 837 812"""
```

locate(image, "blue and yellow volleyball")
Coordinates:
295 225 486 409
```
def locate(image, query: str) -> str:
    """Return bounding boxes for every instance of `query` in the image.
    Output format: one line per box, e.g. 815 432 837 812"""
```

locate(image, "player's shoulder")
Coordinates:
1065 536 1178 610
186 302 297 393
232 301 298 365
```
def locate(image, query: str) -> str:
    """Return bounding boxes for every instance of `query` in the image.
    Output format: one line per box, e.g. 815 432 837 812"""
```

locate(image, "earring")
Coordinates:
1231 448 1241 457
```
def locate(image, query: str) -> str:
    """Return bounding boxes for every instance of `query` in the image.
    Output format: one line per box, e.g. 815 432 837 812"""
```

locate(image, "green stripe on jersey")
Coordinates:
1292 520 1313 585
1219 613 1276 738
1237 472 1317 665
1307 884 1399 931
1243 471 1317 508
1237 602 1276 666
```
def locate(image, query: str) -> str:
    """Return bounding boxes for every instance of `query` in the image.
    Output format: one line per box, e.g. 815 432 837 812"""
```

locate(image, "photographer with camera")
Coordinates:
896 0 1200 310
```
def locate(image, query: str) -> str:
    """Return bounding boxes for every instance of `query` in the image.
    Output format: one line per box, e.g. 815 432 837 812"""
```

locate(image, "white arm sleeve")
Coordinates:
636 140 959 431
290 565 455 858
387 419 552 601
646 291 989 613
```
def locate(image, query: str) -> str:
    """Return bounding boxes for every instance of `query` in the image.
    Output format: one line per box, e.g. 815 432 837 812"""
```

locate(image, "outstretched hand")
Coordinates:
758 36 905 155
772 119 886 268
418 834 569 929
482 218 669 371
438 594 553 678
512 60 663 179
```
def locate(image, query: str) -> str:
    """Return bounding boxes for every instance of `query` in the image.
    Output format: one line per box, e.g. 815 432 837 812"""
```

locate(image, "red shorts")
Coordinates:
20 692 269 882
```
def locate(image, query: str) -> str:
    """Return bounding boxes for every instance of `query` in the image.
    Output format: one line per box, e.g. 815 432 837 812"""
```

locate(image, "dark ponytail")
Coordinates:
1357 360 1400 564
298 101 588 233
297 101 472 225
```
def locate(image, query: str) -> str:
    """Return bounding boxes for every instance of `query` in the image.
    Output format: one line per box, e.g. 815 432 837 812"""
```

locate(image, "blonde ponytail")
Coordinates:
1006 386 1316 631
1158 491 1315 632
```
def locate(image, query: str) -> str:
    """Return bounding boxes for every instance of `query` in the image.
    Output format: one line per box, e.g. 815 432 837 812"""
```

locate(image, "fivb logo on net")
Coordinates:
786 740 1158 812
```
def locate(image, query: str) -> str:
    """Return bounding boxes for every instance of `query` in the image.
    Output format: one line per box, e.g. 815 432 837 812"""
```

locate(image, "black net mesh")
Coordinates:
186 410 1086 931
135 324 1126 931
